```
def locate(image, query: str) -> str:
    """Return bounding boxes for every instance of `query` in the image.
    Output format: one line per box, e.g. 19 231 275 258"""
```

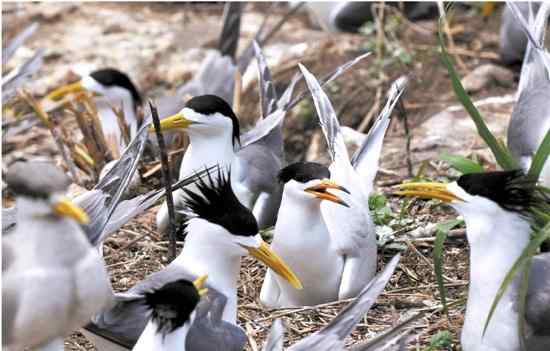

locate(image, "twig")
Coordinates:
233 69 242 115
437 2 467 71
18 89 80 184
149 100 177 261
397 98 413 177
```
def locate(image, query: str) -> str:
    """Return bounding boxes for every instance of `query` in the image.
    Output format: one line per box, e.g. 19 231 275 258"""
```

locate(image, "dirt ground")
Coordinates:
2 2 525 350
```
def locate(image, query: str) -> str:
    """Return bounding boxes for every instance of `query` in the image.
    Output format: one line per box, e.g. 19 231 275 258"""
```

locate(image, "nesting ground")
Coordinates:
2 2 523 350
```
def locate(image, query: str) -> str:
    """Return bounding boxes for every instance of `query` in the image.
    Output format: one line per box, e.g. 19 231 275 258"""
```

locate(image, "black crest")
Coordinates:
183 166 258 236
90 68 142 107
6 162 70 199
145 279 200 335
278 162 330 184
185 95 240 146
457 170 548 216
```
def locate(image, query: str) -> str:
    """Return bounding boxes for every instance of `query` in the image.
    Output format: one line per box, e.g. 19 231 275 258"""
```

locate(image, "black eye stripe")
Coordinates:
278 162 330 184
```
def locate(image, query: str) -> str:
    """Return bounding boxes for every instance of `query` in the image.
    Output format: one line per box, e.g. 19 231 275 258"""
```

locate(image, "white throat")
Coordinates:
171 220 241 324
132 314 194 351
460 207 531 351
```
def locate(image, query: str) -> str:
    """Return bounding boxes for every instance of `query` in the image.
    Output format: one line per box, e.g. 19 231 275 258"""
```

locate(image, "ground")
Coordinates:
2 2 524 350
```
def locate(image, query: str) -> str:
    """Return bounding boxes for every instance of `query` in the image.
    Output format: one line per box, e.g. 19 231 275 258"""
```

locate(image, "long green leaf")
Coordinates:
482 223 550 336
437 18 518 170
440 152 484 174
528 129 550 179
433 218 463 317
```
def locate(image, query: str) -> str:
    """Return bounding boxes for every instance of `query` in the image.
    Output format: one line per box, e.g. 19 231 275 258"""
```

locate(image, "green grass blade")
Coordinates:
528 129 550 179
482 223 550 336
433 218 463 317
437 17 518 170
517 255 532 351
440 152 484 174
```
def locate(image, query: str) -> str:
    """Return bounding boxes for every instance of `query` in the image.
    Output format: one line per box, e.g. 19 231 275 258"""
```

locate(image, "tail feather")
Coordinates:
218 3 244 60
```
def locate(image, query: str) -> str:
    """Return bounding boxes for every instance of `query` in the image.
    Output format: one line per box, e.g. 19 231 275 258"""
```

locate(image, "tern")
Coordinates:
397 170 550 351
82 167 302 350
2 161 112 351
505 2 550 186
262 254 423 351
155 51 372 233
259 66 404 308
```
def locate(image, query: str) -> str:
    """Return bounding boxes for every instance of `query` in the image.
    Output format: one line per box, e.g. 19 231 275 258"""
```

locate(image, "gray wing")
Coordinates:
499 3 541 65
351 76 406 194
77 125 149 246
506 2 550 167
86 264 202 348
262 319 285 351
525 253 550 336
176 51 237 107
2 22 38 64
186 288 247 351
2 207 17 236
289 255 401 351
2 48 44 102
253 41 279 118
218 3 244 60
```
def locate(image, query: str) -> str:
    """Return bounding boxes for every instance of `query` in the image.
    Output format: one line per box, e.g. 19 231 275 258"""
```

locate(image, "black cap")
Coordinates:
90 68 142 107
185 95 240 145
278 162 330 184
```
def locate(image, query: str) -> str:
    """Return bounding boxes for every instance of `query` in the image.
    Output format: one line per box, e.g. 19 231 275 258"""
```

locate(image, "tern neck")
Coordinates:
133 319 191 351
180 129 235 178
460 209 531 350
172 222 241 324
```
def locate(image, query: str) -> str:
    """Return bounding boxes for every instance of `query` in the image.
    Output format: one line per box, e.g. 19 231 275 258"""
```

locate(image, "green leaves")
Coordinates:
528 130 550 179
369 193 394 225
433 218 464 316
440 152 484 174
437 18 519 171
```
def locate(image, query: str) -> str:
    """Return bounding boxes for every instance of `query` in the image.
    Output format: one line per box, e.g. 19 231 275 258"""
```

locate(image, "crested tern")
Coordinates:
397 170 550 351
82 167 301 350
259 67 404 308
2 161 112 351
505 2 550 186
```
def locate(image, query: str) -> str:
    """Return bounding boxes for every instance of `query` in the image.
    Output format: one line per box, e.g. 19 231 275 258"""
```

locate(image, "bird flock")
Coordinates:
2 2 550 351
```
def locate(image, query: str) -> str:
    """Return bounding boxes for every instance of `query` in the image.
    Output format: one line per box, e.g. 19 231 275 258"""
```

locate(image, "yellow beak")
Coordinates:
52 197 90 224
304 179 350 207
394 182 463 203
149 112 195 132
193 274 209 297
244 240 303 290
46 81 85 101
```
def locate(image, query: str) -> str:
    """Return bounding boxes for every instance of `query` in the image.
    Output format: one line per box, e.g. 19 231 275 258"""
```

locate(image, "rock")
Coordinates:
461 64 514 93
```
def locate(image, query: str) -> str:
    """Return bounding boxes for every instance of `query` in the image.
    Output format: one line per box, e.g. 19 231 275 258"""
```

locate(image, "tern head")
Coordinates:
47 68 142 109
144 276 208 335
278 162 350 207
396 170 546 220
6 162 89 224
183 167 302 289
153 95 240 146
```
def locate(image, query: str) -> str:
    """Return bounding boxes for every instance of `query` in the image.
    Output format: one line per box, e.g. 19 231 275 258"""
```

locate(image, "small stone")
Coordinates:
461 64 514 93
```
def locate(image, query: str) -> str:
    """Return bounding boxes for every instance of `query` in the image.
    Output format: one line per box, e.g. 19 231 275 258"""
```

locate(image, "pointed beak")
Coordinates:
149 112 195 132
394 182 464 203
52 197 90 224
46 81 85 101
304 179 350 207
193 274 209 297
243 240 303 290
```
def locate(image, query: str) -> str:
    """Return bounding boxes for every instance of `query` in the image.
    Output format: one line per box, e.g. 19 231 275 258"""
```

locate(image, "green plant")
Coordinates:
425 330 453 351
439 152 484 174
369 193 395 225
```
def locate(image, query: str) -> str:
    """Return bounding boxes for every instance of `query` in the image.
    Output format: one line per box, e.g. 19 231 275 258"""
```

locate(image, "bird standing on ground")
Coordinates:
397 170 550 351
83 167 302 351
260 67 404 308
2 162 112 351
506 2 550 186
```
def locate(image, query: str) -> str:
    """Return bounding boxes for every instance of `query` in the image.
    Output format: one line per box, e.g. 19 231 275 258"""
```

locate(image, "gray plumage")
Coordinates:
506 2 550 185
1 207 17 235
524 253 550 349
2 22 38 65
6 161 70 198
2 162 112 350
84 261 246 350
500 2 543 65
218 3 244 60
262 319 285 351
